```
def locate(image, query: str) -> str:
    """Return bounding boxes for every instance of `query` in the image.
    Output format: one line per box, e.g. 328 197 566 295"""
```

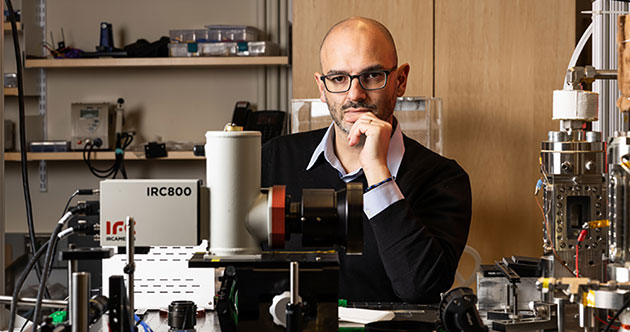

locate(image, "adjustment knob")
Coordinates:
269 291 301 327
193 145 205 157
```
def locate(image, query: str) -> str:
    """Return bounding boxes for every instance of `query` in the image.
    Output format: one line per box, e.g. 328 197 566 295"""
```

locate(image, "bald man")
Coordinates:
262 17 471 304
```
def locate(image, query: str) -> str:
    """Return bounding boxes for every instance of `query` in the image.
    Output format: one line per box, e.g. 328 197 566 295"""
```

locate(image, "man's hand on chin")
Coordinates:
347 113 393 186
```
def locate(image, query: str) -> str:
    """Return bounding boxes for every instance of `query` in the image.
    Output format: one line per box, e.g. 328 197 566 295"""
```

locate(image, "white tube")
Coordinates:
206 131 262 255
455 245 482 287
564 22 594 88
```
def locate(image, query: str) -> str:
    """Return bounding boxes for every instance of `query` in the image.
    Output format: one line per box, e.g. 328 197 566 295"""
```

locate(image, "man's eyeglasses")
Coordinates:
320 66 397 93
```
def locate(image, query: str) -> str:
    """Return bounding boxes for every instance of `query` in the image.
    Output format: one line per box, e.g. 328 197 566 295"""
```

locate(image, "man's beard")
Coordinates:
326 99 378 134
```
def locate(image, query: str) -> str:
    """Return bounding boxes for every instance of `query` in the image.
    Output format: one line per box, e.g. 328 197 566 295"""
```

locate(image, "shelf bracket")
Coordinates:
39 160 47 192
37 0 47 138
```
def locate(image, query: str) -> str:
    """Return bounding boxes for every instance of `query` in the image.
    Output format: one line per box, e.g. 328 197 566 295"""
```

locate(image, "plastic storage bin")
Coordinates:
199 42 238 56
205 25 261 42
169 29 210 43
239 41 279 56
168 43 190 57
169 30 194 43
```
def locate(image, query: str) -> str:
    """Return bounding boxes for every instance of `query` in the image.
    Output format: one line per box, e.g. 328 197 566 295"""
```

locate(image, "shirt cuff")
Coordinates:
363 180 404 219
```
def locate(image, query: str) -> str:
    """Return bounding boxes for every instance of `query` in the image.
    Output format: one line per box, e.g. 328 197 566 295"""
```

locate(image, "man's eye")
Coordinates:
363 72 385 80
328 75 348 84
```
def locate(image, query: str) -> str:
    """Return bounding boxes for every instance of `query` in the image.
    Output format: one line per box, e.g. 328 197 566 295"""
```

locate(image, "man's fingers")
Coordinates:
348 122 366 146
348 114 385 146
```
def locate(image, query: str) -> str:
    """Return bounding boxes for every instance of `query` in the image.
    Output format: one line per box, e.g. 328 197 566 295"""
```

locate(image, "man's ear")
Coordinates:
395 64 410 97
314 72 327 103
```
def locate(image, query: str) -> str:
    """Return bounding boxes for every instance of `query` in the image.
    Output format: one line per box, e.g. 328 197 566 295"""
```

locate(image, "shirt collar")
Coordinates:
306 119 405 179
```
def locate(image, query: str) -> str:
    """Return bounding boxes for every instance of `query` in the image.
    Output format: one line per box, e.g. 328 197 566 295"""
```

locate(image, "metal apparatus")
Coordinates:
193 128 364 331
608 134 630 268
514 13 630 331
479 64 616 329
99 179 207 247
541 67 609 280
203 129 363 257
71 103 115 150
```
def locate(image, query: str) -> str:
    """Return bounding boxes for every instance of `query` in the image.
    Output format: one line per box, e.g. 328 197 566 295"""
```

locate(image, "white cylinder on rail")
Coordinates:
205 131 262 256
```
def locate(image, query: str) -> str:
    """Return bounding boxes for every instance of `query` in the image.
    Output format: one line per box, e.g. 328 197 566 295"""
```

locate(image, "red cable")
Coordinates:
576 230 588 277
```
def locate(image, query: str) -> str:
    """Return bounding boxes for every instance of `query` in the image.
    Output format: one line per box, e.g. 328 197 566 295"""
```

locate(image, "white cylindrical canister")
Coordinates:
205 131 262 255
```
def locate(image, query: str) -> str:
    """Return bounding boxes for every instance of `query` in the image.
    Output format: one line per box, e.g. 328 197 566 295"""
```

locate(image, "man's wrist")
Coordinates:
364 166 391 186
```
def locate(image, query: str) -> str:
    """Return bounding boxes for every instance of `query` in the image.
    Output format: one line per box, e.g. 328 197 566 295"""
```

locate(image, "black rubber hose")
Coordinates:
7 241 49 332
30 222 63 331
4 0 46 288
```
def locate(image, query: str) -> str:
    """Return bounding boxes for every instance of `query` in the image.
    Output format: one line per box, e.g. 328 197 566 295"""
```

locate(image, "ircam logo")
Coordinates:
105 220 136 241
106 221 125 235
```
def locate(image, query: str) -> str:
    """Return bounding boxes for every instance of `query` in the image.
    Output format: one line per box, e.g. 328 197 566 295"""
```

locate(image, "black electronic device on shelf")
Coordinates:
231 101 286 144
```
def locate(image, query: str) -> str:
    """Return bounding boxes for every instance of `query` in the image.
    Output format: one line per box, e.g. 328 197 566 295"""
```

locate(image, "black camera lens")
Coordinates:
168 300 197 331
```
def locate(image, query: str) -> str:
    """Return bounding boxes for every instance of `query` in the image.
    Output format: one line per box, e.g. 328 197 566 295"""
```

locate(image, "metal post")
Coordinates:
67 244 77 322
290 261 298 305
555 298 566 332
286 261 301 332
505 284 511 311
511 284 518 319
125 216 135 315
71 272 90 332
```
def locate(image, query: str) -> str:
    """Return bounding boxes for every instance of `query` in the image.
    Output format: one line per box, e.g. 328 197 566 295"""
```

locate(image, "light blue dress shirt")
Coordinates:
306 122 406 219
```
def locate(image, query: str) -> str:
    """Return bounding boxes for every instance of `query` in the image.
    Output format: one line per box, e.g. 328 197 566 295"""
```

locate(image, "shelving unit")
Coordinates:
4 87 18 96
4 151 201 161
25 56 289 68
2 0 291 232
3 22 22 31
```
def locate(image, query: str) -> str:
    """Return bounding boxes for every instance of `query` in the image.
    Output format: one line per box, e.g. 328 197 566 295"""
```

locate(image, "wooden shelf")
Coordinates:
4 87 18 96
4 151 203 161
25 56 289 68
3 22 22 31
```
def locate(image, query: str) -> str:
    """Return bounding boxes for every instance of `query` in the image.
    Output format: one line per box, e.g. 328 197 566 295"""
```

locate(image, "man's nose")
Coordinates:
346 76 367 101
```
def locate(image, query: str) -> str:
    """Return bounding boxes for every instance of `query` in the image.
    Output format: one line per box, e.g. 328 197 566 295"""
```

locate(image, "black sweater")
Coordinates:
261 128 472 303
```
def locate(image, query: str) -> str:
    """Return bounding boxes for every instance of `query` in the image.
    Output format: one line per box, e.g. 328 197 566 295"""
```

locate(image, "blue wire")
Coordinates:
133 314 154 332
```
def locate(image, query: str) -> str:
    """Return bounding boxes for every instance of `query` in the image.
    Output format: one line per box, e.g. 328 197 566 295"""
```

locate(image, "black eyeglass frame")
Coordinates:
319 66 398 93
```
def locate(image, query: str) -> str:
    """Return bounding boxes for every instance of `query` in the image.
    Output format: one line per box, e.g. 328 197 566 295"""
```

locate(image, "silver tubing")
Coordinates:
71 272 90 332
67 259 77 321
0 295 67 308
290 261 299 304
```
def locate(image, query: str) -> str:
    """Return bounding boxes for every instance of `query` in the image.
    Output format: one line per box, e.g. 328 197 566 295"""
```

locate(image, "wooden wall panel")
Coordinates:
292 0 433 99
435 0 577 272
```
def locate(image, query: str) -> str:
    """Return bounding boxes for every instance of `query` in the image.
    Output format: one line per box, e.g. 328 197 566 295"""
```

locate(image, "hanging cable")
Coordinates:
7 241 49 332
4 0 50 296
31 206 86 331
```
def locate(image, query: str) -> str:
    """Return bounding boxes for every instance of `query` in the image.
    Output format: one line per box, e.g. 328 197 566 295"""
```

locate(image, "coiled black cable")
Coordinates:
82 133 133 178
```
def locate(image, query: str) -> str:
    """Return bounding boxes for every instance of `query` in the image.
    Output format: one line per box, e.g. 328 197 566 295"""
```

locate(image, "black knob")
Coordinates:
193 145 205 157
